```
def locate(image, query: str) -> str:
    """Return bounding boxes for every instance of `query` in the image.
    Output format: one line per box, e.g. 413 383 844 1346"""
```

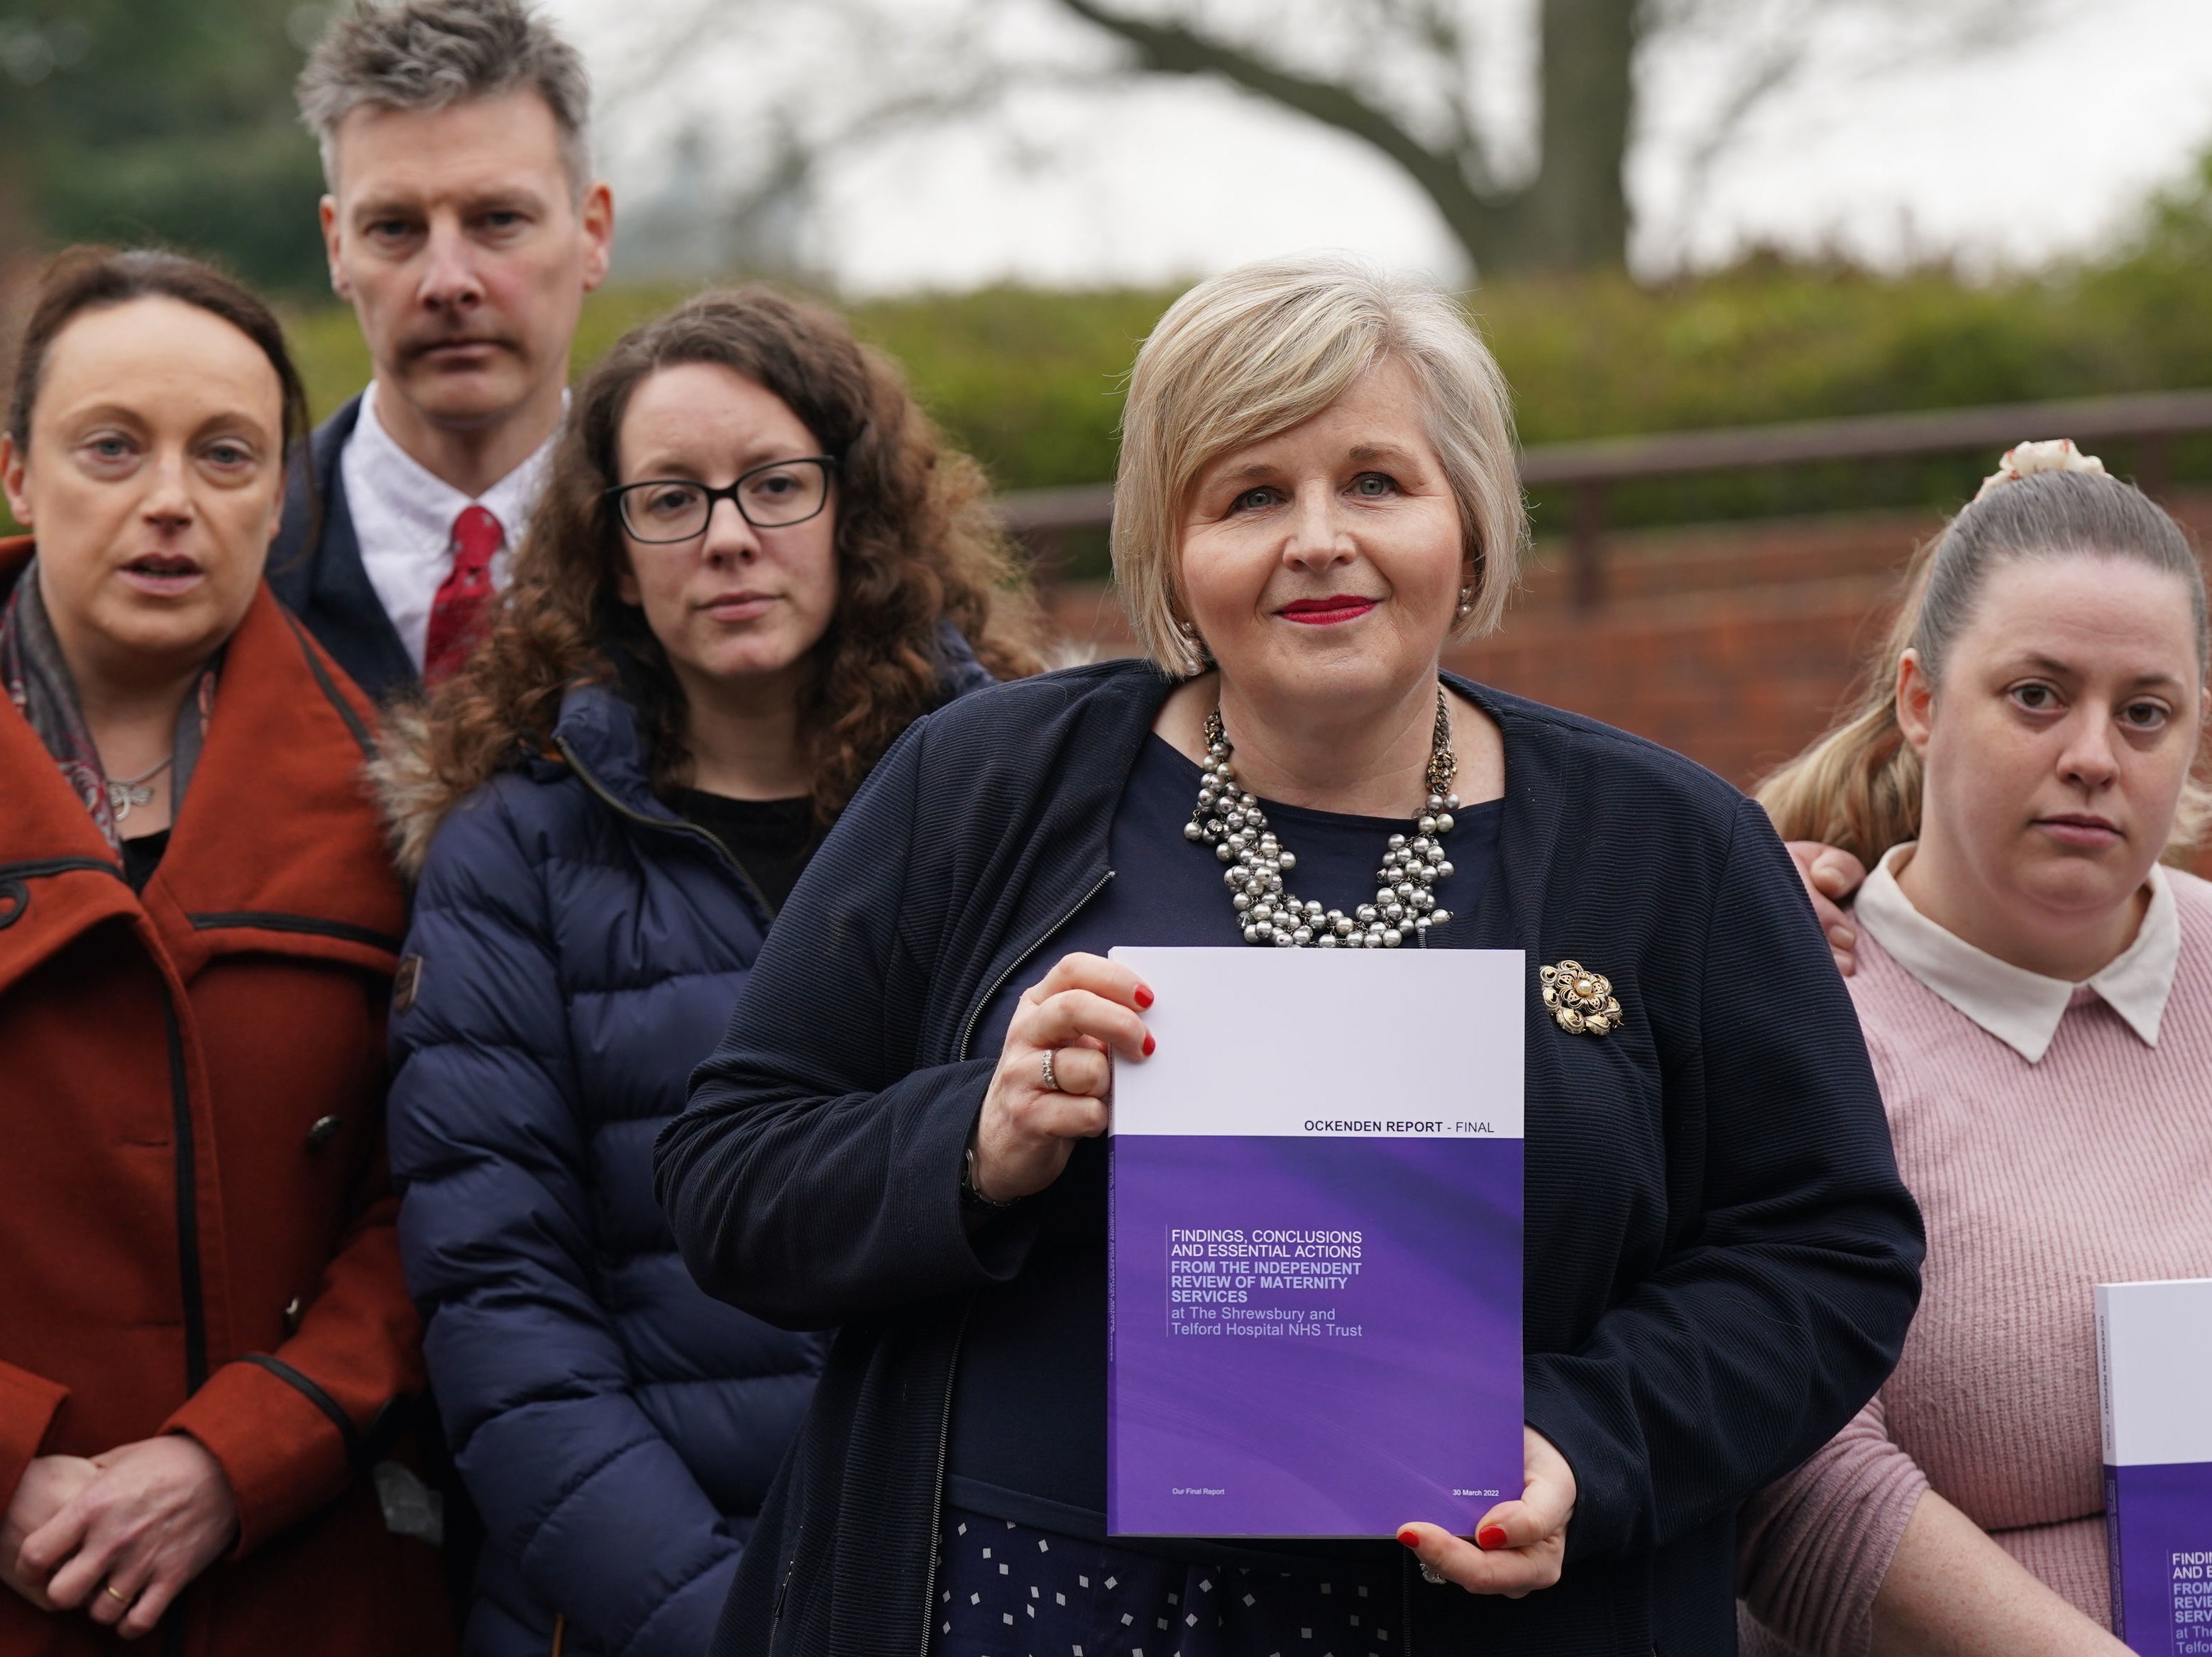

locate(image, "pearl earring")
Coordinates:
1456 583 1473 617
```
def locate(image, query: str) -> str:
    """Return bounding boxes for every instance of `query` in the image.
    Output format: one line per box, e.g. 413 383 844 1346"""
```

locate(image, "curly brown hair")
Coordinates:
402 285 1042 844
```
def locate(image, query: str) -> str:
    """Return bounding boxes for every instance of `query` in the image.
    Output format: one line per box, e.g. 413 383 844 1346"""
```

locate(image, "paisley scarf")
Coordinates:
1 556 217 852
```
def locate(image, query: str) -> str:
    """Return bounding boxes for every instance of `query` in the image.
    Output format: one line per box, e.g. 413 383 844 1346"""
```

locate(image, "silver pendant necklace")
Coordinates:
1184 686 1460 948
106 756 173 823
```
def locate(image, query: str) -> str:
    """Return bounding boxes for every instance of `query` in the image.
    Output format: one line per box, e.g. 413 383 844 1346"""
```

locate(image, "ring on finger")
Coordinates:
103 1584 133 1606
1040 1047 1063 1093
1418 1562 1447 1587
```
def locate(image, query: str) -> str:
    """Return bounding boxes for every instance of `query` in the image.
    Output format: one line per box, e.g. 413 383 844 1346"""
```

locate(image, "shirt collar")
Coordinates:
352 381 562 549
1853 842 2180 1063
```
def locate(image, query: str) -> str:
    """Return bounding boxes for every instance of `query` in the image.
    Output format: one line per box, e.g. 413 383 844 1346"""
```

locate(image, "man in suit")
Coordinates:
273 0 614 702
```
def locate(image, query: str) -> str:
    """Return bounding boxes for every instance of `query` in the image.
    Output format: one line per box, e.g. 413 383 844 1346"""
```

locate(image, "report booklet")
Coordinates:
2096 1277 2212 1655
1106 945 1524 1539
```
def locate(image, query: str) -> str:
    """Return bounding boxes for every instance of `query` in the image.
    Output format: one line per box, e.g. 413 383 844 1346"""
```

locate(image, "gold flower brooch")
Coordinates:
1541 960 1621 1036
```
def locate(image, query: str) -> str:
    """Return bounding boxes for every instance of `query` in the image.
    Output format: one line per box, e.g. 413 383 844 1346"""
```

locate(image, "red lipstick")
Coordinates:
1279 595 1377 626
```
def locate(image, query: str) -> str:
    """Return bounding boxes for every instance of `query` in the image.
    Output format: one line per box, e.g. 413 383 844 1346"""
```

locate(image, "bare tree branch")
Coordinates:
1670 29 1811 251
1649 0 2058 265
1052 0 1514 260
590 0 2061 285
1399 0 1490 187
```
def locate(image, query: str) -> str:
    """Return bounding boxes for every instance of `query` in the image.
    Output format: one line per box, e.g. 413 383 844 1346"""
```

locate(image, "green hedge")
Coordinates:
267 148 2212 568
285 281 1162 495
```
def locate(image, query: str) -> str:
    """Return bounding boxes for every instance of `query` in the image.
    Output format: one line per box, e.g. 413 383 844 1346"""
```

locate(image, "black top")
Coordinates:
120 829 170 893
656 659 1924 1657
671 788 817 913
947 734 1502 1538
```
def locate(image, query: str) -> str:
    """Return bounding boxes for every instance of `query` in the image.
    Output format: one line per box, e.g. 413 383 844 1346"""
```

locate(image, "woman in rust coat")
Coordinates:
0 249 451 1654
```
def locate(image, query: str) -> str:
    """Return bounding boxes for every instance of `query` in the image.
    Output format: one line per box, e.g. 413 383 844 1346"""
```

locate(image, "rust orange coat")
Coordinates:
0 541 451 1656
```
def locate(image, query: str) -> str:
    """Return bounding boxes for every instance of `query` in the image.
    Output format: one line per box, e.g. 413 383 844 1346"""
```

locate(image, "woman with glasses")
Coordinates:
379 287 1040 1657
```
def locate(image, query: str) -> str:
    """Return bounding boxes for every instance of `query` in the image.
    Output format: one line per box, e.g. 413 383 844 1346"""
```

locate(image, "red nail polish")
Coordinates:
1142 1034 1156 1057
1396 1529 1421 1549
1477 1525 1508 1551
1135 985 1155 1008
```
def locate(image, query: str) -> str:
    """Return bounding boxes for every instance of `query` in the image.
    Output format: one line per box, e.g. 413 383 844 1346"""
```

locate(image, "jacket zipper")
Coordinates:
554 734 781 927
918 1308 972 1657
766 1524 802 1652
953 869 1116 1062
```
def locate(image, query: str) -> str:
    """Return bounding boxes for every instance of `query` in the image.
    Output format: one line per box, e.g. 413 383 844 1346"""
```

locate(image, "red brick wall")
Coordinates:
1443 514 1923 790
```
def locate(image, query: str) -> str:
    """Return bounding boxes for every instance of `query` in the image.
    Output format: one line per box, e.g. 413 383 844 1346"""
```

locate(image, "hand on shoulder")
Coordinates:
1788 841 1869 976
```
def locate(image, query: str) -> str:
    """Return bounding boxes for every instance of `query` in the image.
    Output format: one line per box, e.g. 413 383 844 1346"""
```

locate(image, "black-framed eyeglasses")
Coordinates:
606 456 839 543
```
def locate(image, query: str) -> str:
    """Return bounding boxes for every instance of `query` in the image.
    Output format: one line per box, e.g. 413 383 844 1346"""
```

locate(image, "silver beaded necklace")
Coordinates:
1184 686 1460 949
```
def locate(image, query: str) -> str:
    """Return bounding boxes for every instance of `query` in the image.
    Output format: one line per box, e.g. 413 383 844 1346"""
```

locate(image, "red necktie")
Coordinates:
422 504 503 688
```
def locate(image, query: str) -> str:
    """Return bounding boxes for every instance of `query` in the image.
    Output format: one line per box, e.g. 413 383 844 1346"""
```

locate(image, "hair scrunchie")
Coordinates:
1973 437 2108 501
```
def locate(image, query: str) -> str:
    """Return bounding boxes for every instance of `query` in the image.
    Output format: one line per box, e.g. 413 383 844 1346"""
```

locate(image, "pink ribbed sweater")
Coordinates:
1739 869 2212 1657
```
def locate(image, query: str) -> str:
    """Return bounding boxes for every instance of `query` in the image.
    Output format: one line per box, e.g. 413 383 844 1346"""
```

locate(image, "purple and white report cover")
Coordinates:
2098 1277 2212 1656
1106 946 1524 1539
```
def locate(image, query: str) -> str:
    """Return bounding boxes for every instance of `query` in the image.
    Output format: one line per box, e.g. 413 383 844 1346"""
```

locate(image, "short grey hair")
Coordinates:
297 0 592 194
1113 254 1527 678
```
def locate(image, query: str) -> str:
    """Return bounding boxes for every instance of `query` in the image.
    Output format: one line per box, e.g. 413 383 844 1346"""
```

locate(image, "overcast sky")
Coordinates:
549 0 2212 294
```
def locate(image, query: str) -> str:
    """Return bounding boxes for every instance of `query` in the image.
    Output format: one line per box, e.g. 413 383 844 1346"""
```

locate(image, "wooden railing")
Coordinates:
997 388 2212 609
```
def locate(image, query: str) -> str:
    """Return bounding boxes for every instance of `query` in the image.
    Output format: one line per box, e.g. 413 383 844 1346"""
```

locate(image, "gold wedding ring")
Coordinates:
103 1584 131 1605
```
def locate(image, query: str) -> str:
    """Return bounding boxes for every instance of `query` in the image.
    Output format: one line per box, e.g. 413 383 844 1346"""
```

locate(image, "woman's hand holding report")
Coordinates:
1397 1426 1576 1597
971 951 1156 1203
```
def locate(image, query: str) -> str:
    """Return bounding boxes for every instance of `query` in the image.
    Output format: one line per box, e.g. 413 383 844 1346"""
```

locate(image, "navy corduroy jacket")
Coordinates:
387 680 846 1657
655 659 1927 1657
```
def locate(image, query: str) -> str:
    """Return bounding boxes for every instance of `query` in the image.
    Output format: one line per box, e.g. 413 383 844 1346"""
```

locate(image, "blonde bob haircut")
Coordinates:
1114 253 1527 678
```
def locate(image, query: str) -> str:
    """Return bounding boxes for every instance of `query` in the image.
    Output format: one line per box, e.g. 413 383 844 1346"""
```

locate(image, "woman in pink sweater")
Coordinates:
1743 442 2212 1657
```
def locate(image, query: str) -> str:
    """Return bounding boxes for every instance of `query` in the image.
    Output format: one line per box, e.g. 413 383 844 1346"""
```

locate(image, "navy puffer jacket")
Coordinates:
388 646 991 1657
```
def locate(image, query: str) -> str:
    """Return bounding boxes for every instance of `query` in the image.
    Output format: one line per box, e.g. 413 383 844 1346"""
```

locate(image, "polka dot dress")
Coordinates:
934 1507 1399 1657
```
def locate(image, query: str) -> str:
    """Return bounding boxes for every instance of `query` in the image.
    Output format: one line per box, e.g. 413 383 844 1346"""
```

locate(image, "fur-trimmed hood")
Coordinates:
368 699 448 883
372 680 693 884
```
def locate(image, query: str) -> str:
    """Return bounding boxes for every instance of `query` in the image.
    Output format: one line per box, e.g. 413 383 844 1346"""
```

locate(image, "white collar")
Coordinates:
350 380 561 549
1854 842 2180 1063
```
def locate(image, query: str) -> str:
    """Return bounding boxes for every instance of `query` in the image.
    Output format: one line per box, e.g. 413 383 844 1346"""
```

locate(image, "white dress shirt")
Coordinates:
1853 842 2180 1063
341 382 563 672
